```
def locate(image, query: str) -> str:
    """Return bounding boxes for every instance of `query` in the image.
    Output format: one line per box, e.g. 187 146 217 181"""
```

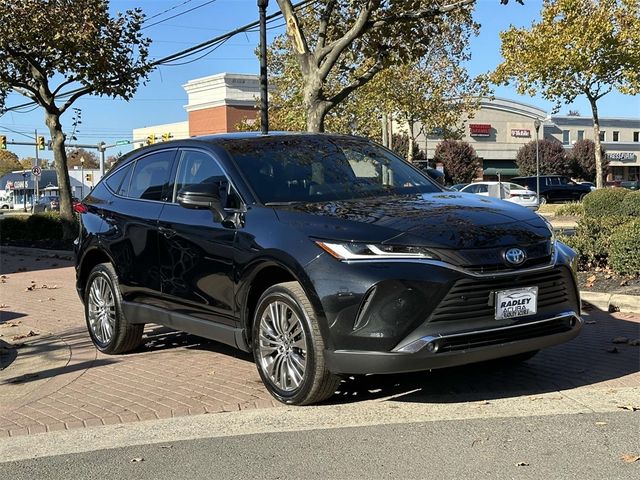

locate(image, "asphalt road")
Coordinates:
2 411 638 480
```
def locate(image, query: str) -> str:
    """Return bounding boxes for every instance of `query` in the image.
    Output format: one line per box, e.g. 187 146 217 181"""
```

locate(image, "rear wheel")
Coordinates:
252 281 340 405
539 195 548 205
84 263 143 354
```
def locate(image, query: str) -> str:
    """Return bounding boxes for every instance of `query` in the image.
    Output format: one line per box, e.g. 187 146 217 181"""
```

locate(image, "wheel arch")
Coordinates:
77 247 118 299
238 260 329 350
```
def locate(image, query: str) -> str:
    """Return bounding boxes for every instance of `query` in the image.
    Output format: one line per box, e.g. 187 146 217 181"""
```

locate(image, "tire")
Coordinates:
579 193 587 201
252 281 340 405
539 195 548 205
1 205 8 210
84 263 143 354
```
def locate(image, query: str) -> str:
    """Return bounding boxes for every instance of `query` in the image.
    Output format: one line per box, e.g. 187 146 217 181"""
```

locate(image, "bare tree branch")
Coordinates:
316 0 337 52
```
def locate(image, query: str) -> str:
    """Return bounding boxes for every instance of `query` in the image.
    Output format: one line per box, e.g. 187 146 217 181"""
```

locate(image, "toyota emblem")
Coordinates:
505 247 526 266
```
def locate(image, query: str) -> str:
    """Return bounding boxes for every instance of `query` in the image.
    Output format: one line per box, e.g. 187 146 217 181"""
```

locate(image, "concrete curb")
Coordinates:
580 290 640 314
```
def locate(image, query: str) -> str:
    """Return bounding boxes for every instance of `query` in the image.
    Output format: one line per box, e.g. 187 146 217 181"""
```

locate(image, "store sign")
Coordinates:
511 129 531 138
606 152 636 161
469 124 492 137
13 181 27 189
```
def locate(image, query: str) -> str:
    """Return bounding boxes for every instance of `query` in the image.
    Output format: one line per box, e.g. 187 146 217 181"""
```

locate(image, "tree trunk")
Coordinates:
45 111 75 239
407 119 415 162
587 96 604 189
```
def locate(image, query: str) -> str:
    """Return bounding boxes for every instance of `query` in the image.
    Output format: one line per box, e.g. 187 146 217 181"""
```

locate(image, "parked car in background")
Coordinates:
577 181 596 191
0 193 13 210
74 133 582 405
620 180 639 190
461 181 539 210
32 195 60 213
449 183 468 191
510 175 591 204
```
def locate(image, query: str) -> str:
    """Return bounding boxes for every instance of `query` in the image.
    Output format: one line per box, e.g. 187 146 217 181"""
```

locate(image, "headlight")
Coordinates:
315 241 439 261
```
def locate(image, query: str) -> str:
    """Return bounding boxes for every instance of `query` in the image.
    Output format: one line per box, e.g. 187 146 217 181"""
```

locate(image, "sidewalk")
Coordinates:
1 247 639 438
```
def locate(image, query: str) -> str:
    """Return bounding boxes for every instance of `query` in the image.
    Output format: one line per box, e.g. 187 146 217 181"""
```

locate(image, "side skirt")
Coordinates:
122 301 250 352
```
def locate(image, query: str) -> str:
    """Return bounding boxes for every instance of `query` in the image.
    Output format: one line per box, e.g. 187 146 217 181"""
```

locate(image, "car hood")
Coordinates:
274 192 551 249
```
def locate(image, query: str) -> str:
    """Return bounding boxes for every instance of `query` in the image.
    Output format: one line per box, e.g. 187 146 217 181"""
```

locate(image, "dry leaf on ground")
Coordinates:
618 405 640 412
11 330 39 341
620 454 640 464
515 462 530 467
130 458 144 463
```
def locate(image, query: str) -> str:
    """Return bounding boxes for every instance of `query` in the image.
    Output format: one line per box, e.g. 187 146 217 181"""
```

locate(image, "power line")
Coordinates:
142 0 220 30
0 0 318 114
144 0 196 22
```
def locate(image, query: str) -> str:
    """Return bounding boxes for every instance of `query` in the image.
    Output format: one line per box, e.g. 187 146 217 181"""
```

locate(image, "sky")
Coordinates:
1 0 638 164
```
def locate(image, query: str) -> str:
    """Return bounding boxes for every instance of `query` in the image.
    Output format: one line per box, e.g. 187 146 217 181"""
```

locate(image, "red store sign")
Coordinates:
469 124 492 137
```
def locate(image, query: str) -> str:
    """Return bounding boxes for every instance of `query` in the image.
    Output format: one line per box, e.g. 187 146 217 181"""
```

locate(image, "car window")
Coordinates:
222 136 440 204
463 184 477 193
559 177 570 185
476 184 488 193
172 149 242 209
105 163 133 196
509 183 525 190
128 151 174 201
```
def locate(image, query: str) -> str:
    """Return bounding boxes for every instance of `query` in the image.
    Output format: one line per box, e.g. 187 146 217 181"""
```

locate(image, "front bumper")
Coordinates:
325 310 582 374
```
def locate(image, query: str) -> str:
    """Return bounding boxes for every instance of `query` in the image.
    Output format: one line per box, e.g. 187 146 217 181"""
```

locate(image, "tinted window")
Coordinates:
105 164 132 196
476 184 488 193
128 151 174 201
222 136 440 203
173 150 225 200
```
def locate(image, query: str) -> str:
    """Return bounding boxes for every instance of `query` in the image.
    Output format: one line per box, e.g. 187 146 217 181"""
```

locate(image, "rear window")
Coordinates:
105 163 133 196
221 136 440 204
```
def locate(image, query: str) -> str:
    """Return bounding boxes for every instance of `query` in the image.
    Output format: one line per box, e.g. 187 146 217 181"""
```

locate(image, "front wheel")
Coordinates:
252 281 340 405
539 195 548 205
84 263 143 354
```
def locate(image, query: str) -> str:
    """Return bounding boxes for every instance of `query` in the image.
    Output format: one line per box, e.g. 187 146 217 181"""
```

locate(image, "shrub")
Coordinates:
620 190 640 217
570 215 630 269
567 139 607 182
515 139 571 176
433 140 481 184
610 220 640 275
0 216 27 240
0 212 77 243
555 202 584 217
582 188 629 217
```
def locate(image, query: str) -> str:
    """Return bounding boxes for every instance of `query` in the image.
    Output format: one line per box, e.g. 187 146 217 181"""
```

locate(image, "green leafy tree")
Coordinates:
67 148 99 169
0 150 21 175
515 139 570 176
492 0 640 188
0 0 151 236
433 140 480 183
569 139 607 182
19 158 35 169
274 0 518 132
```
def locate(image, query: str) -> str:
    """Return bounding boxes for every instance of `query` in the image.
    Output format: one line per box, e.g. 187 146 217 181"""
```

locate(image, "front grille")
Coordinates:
428 267 576 323
437 316 576 353
435 241 552 273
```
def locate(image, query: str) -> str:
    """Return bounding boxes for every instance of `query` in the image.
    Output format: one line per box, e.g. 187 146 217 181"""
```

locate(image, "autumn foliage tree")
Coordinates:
67 148 100 169
0 0 151 237
492 0 640 188
515 139 570 176
433 140 480 184
0 150 21 175
274 0 519 133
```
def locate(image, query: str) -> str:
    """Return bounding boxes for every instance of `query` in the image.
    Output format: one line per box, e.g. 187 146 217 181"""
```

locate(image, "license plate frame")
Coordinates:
495 287 538 320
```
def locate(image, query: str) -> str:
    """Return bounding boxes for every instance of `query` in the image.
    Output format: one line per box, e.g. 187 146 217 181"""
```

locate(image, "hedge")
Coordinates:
555 202 584 217
582 188 629 217
610 220 640 275
0 212 78 242
566 215 630 269
620 190 640 217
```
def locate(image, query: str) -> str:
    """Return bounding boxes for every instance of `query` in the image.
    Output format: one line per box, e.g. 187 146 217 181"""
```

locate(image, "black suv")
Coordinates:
75 133 582 405
510 175 592 204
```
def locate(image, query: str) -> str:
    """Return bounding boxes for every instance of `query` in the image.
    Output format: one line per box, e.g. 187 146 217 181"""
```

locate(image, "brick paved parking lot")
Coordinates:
1 247 638 438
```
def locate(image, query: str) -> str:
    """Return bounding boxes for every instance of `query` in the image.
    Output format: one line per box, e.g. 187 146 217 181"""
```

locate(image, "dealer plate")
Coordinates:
495 287 538 320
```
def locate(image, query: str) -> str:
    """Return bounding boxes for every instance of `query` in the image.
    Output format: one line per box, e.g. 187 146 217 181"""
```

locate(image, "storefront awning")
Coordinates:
483 167 520 176
482 160 520 177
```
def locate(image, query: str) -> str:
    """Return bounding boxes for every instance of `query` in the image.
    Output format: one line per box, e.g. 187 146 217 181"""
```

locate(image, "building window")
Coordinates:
599 131 606 142
634 131 639 142
613 131 620 142
562 130 570 145
577 130 584 141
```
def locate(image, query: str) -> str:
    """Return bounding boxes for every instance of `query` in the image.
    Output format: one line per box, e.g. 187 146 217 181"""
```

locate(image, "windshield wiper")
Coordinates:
264 201 303 206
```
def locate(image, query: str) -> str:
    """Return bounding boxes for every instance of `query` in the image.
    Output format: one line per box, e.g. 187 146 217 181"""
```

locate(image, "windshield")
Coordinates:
220 136 441 204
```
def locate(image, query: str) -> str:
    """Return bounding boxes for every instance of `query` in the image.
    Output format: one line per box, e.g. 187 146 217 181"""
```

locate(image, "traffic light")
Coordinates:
85 173 93 183
37 136 45 150
0 135 6 150
146 134 155 145
161 132 172 141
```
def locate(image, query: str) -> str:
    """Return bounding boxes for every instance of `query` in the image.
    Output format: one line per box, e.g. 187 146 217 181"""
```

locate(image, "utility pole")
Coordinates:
34 129 39 203
258 0 269 135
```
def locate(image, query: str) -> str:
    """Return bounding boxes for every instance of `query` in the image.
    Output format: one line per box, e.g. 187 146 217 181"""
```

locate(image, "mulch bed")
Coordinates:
577 270 640 296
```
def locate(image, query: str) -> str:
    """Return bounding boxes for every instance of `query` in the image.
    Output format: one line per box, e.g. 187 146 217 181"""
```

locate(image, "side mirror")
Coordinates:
177 183 223 217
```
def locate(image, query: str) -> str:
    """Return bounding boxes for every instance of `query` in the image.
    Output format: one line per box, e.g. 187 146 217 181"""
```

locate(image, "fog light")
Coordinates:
425 341 439 353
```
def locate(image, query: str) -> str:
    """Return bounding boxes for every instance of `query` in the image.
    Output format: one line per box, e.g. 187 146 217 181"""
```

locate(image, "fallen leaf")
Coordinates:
0 275 7 279
0 304 8 309
586 274 596 283
160 445 173 449
621 454 640 464
2 321 21 328
594 421 608 426
619 280 629 287
11 330 38 341
130 458 144 463
629 339 640 346
612 337 629 344
604 274 613 280
618 405 640 412
25 285 36 291
515 462 529 467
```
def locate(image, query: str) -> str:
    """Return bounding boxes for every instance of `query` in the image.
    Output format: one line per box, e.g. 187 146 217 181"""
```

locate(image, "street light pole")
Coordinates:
534 119 541 205
257 0 269 135
80 156 85 199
